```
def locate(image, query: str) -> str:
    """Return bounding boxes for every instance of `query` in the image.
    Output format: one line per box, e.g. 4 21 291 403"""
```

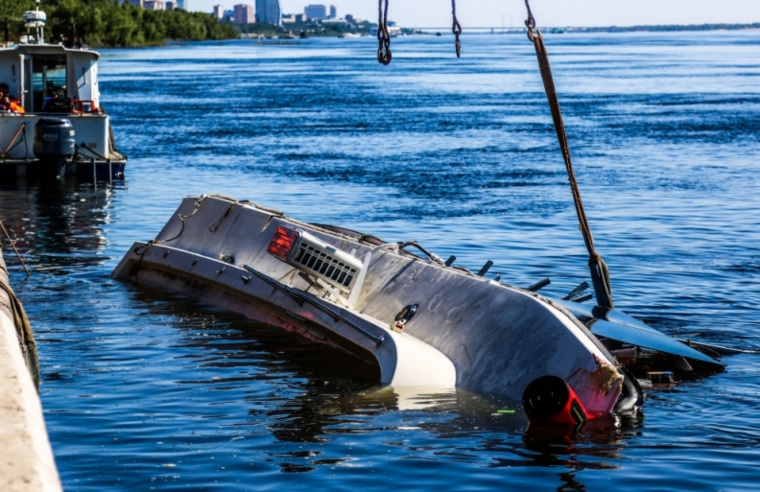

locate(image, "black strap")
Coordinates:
524 0 614 309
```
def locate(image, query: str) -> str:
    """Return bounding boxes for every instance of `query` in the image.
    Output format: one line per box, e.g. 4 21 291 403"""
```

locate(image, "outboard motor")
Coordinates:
33 118 76 178
522 375 590 427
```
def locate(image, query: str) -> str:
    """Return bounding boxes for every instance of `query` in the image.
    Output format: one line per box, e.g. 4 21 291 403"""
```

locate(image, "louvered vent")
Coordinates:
268 225 362 293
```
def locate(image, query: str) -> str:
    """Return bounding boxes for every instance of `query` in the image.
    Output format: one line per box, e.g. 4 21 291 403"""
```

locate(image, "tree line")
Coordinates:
1 0 239 47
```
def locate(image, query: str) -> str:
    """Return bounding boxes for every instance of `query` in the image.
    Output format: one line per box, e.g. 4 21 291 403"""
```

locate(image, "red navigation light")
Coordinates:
267 226 300 260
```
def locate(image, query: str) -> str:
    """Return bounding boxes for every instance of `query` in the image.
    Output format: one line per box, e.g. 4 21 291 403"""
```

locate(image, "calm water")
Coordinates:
1 31 759 490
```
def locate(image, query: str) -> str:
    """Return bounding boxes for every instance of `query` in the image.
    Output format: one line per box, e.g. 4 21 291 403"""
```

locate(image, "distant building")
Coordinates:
329 5 336 19
212 4 224 18
144 0 164 10
322 17 348 27
175 0 185 8
128 0 144 7
165 1 177 9
255 0 280 25
233 3 255 24
281 13 307 23
304 4 326 20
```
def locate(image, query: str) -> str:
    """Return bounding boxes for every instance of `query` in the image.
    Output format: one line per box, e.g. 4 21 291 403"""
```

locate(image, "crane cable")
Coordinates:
377 0 392 65
524 0 614 309
378 0 463 63
452 0 462 57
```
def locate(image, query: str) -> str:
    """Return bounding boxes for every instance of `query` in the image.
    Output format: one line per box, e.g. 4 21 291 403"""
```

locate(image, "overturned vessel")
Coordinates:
112 194 723 427
0 2 126 182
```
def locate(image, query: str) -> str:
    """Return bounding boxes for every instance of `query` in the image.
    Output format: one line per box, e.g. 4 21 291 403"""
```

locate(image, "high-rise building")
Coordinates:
304 4 326 20
233 3 255 24
255 0 280 25
329 5 336 19
213 4 224 18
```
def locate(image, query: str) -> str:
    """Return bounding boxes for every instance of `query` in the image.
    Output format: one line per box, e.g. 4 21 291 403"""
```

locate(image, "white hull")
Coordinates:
113 195 631 422
0 113 125 179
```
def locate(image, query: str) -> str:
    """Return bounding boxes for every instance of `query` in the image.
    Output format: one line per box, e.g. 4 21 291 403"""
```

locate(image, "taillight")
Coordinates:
267 226 300 259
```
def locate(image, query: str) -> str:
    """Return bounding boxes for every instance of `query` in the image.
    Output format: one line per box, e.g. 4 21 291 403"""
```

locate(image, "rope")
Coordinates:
0 220 29 276
132 239 157 282
377 0 392 65
1 122 26 158
164 195 208 243
131 195 211 281
78 142 108 160
209 203 234 232
398 241 445 265
0 260 38 388
451 0 462 57
523 0 614 309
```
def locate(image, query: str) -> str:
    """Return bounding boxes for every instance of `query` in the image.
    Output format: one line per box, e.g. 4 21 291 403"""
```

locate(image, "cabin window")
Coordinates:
30 54 68 112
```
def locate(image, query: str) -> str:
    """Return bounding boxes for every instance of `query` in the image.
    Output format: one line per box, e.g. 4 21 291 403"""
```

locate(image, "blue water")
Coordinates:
1 31 759 490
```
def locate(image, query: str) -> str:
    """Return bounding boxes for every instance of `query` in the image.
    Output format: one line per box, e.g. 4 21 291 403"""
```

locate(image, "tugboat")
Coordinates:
0 1 126 182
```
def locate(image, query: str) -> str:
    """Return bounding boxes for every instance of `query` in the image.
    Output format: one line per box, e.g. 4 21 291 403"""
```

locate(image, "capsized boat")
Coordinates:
0 1 126 181
112 194 723 427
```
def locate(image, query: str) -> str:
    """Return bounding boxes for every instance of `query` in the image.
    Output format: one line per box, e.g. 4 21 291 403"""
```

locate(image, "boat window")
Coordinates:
31 54 67 112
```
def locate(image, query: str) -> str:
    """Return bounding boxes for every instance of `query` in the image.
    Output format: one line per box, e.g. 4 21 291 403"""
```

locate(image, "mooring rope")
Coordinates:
0 220 29 277
1 122 26 158
523 0 614 309
0 258 38 388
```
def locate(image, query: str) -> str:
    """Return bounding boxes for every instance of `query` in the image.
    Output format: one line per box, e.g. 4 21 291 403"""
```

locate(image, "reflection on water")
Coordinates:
0 181 120 272
135 289 651 475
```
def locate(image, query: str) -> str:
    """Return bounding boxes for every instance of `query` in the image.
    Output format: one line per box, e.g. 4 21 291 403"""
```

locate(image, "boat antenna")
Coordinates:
523 0 615 309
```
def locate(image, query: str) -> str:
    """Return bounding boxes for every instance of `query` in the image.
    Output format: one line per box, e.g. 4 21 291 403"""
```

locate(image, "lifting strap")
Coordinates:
524 0 614 309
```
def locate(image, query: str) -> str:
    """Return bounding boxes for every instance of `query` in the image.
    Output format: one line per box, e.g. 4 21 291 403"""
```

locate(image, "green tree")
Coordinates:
4 0 239 47
0 0 27 18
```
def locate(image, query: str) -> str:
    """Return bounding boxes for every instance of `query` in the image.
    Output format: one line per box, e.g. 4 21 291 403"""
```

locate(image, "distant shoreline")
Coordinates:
407 23 760 34
544 23 760 33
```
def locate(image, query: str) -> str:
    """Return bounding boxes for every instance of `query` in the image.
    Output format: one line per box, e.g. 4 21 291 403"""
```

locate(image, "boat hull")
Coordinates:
0 113 125 181
113 195 626 419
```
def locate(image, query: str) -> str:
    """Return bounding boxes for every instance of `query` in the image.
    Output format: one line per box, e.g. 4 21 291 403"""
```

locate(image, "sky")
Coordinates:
189 1 760 28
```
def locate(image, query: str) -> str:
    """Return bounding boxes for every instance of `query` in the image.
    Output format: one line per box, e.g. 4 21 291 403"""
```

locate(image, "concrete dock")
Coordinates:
0 250 61 491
